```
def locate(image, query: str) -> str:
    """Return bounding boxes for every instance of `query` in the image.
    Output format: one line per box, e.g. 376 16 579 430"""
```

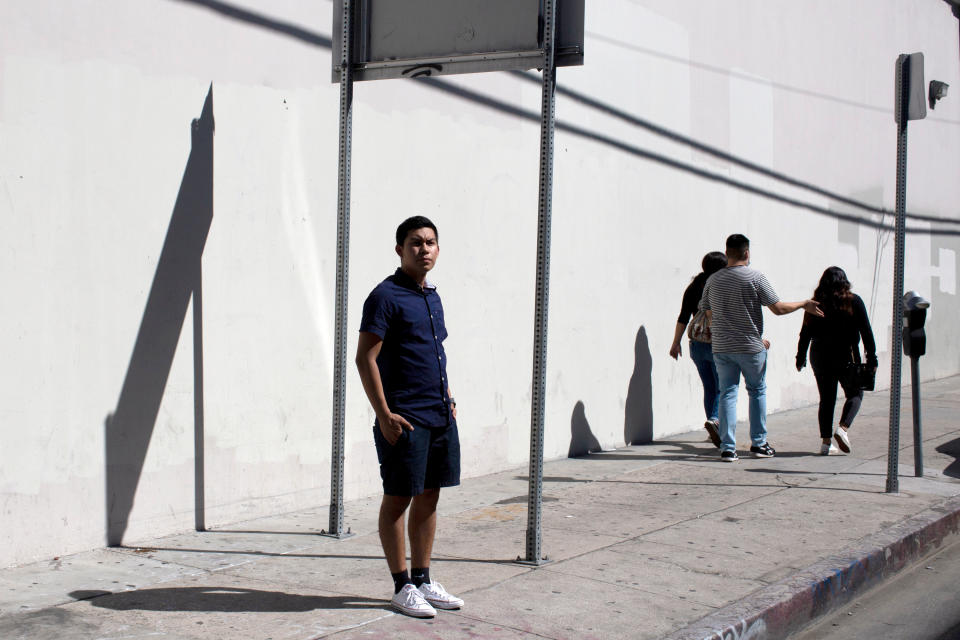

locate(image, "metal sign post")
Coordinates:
886 53 925 494
326 0 582 546
523 0 557 566
324 0 354 538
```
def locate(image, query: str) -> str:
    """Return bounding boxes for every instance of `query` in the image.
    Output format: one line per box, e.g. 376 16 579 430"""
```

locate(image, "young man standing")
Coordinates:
355 216 464 618
700 234 823 462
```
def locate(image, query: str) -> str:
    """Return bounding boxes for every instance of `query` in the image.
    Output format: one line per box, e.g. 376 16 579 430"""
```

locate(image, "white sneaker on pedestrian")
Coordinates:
820 442 840 456
391 583 437 617
834 426 851 453
417 581 464 610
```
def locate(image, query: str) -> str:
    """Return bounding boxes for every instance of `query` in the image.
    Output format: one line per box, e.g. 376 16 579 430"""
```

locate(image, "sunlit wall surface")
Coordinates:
1 0 958 566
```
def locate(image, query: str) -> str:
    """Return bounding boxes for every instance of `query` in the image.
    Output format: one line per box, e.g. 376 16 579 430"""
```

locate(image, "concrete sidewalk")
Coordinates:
3 377 960 640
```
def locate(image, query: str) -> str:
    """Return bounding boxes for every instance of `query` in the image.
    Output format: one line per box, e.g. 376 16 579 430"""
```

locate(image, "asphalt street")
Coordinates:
790 538 960 640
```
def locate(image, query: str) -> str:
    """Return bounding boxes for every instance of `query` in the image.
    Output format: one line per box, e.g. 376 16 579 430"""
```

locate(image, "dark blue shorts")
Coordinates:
373 422 461 497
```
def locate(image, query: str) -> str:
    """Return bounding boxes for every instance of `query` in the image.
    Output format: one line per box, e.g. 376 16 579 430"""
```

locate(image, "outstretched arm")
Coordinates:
768 299 823 317
355 332 413 445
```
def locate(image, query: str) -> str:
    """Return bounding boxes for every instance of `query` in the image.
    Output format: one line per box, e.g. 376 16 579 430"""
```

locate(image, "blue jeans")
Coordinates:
689 340 719 422
714 351 768 452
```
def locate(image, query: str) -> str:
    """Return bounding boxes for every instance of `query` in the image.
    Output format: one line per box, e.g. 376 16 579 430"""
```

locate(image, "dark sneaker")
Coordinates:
721 450 738 462
704 420 721 448
750 443 776 458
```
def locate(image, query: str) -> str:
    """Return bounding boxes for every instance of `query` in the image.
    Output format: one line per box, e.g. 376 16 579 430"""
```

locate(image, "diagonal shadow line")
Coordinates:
170 0 332 48
509 70 960 227
588 480 881 494
165 0 959 231
117 546 515 564
105 87 215 547
586 30 960 127
418 76 960 237
211 529 340 536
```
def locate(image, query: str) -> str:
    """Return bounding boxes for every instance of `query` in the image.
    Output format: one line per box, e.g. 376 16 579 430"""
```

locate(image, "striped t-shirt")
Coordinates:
699 265 779 354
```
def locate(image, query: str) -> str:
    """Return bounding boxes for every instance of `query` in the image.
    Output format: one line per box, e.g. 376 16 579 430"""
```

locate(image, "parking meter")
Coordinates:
902 291 928 357
902 290 930 477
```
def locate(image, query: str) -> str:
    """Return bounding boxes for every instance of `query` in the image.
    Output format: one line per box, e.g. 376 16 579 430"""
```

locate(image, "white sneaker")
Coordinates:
391 584 436 618
417 581 464 610
834 426 851 453
820 442 840 456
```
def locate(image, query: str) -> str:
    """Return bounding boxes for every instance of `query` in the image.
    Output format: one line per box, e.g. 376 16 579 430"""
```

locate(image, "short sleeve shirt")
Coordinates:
700 266 779 354
359 269 452 428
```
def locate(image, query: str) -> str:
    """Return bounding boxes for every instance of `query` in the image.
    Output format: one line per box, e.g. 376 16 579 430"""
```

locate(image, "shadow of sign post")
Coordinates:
105 87 214 546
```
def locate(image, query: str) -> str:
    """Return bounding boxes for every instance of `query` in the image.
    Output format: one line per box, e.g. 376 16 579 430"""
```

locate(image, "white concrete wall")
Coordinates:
2 0 959 567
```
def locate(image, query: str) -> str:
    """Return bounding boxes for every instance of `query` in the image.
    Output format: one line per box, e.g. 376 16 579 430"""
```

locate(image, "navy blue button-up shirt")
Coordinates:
359 269 452 428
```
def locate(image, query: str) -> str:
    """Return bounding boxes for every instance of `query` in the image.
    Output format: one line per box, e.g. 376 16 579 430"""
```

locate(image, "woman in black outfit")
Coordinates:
795 267 877 455
670 251 728 447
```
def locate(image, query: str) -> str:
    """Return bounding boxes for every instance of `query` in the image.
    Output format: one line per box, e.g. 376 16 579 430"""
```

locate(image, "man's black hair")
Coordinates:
725 233 750 260
396 216 439 247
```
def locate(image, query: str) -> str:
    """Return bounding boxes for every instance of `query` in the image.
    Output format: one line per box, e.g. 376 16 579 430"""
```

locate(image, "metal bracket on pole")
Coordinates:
324 0 355 539
520 0 557 567
886 55 910 495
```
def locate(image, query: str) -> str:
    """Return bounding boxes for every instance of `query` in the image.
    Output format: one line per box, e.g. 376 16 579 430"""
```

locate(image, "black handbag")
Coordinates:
846 347 876 391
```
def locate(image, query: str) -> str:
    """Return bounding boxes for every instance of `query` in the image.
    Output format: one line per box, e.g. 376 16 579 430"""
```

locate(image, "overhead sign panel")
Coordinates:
332 0 584 82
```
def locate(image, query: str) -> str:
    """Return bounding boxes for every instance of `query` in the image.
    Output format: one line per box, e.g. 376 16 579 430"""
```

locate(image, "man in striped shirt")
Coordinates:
700 234 823 462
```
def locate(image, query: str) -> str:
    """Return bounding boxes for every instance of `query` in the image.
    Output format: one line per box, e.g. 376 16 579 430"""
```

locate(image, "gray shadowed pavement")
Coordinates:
2 376 960 639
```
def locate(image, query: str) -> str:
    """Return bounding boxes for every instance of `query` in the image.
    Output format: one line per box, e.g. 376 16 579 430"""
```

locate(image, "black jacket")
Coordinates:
796 293 877 368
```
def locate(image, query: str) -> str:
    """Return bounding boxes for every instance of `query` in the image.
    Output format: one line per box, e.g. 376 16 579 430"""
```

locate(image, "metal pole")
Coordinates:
523 0 557 566
911 356 923 477
886 56 908 494
325 0 354 538
193 281 205 532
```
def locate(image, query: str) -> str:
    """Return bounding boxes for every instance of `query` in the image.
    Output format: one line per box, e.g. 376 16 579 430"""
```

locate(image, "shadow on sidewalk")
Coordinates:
69 587 385 612
936 437 960 479
117 545 514 564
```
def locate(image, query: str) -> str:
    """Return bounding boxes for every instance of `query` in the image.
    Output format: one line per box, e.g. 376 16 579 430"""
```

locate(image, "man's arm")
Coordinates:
355 331 412 445
767 299 823 317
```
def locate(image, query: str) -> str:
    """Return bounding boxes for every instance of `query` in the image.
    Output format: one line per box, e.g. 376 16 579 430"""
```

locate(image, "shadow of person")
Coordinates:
69 587 386 613
935 437 960 479
568 401 603 457
624 325 654 445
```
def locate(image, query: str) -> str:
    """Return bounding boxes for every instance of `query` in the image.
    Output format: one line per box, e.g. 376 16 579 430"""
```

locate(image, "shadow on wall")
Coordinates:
104 86 215 546
624 325 653 445
568 401 602 457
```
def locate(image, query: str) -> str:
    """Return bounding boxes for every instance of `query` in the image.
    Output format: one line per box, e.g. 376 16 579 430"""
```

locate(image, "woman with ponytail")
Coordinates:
796 267 878 455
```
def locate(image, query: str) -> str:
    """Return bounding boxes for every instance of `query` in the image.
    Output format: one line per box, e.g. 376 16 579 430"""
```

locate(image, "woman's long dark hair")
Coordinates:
691 251 727 285
701 251 727 277
813 266 854 315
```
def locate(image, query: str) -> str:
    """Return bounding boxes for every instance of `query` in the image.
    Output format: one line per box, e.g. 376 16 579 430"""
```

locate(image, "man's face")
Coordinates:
396 227 439 276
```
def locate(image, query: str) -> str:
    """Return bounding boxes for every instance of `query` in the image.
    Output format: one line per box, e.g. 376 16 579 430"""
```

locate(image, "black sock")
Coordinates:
391 569 412 594
411 567 430 587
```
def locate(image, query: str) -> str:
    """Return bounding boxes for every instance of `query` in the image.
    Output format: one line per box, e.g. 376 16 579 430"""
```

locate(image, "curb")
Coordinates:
662 493 960 640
